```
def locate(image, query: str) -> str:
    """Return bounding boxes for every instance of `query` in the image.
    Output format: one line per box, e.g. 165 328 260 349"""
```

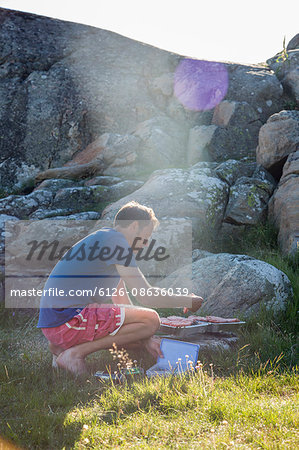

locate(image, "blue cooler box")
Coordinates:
146 338 200 378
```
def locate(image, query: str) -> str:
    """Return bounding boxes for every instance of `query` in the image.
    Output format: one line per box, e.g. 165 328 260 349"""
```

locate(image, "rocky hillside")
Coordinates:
0 8 298 315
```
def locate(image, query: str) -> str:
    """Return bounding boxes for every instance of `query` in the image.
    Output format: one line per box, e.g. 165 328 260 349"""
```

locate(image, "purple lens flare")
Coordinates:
174 59 229 111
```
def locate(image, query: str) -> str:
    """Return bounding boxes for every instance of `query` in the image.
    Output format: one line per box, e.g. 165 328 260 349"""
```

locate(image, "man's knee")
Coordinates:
145 309 160 333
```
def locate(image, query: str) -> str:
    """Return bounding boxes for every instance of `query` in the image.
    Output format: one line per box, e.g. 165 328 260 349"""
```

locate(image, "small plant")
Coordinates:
276 36 289 64
109 342 134 370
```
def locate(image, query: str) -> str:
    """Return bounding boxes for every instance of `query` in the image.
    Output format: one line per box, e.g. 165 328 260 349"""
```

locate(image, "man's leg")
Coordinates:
56 306 160 375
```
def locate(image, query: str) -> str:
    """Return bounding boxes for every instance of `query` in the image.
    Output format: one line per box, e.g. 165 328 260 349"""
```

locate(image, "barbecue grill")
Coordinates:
158 321 246 338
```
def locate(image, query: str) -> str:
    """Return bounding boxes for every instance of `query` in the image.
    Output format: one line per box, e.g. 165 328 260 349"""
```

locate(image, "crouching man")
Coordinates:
37 201 203 375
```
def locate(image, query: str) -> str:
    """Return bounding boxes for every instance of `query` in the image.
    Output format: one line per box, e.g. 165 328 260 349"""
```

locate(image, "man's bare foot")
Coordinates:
48 343 64 369
56 349 88 376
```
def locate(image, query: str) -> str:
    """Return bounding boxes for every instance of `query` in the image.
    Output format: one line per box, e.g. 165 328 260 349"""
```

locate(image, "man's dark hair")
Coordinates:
113 201 159 230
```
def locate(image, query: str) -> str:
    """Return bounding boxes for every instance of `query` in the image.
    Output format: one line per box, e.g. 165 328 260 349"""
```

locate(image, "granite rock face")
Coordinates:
0 8 287 193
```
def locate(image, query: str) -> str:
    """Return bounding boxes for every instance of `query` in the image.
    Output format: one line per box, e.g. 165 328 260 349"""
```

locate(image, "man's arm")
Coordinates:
115 264 202 310
112 279 133 305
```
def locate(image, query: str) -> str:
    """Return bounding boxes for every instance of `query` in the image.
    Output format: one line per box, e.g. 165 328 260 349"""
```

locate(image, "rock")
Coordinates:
224 63 284 122
267 50 299 104
252 164 278 186
52 180 143 212
64 132 140 169
209 126 258 161
186 333 239 352
5 219 95 279
0 8 289 194
215 159 257 185
223 176 275 225
104 180 144 200
0 190 54 218
268 150 299 256
212 100 237 127
187 125 217 164
0 78 26 165
187 103 263 163
192 249 214 262
189 162 220 172
34 133 140 183
256 110 299 178
23 67 91 170
0 213 20 231
213 100 261 127
287 34 299 51
132 115 188 169
29 208 74 219
84 175 122 186
127 218 194 280
101 166 229 231
47 211 102 220
212 100 262 152
159 253 293 317
0 214 20 265
214 159 276 189
52 186 109 212
166 97 213 128
33 178 84 192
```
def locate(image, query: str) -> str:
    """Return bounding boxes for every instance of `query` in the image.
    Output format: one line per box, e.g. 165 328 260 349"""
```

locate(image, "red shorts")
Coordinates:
41 303 126 350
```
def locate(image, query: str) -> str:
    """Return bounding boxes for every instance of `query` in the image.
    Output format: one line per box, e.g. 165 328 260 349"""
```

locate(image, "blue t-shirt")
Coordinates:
37 227 137 328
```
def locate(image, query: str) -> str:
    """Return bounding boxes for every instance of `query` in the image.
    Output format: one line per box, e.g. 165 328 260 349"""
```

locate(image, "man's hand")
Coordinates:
183 293 204 314
144 336 163 359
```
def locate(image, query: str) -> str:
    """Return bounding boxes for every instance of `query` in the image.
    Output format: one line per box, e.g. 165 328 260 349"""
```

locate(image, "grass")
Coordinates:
0 320 298 449
0 219 298 449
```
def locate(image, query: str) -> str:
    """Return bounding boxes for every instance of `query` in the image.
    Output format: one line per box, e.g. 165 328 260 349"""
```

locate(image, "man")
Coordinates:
37 201 203 375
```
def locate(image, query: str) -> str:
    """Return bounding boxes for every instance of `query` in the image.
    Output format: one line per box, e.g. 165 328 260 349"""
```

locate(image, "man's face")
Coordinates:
127 221 154 252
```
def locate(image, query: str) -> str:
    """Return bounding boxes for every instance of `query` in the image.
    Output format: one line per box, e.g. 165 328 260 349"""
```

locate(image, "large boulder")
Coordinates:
101 165 229 230
51 181 143 213
223 176 276 225
268 150 299 256
256 110 299 178
187 100 273 164
210 101 263 161
159 253 293 317
223 63 284 122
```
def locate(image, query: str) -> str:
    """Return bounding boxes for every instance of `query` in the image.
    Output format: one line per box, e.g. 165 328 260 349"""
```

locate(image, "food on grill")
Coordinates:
160 316 197 327
188 316 210 322
206 316 240 323
160 315 241 327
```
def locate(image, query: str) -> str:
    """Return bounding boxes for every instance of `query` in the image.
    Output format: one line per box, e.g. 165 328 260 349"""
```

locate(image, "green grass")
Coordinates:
0 219 298 449
0 320 298 449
